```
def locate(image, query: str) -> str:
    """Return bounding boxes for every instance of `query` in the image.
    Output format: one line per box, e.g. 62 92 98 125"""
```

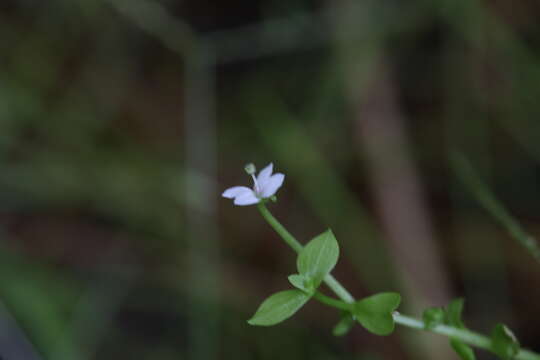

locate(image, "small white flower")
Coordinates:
222 163 285 206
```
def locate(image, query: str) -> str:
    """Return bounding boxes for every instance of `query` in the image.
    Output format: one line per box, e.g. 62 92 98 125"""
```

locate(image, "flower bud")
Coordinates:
244 163 256 175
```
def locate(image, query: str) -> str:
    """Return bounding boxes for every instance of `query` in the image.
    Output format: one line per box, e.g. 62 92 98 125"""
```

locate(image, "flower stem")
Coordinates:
257 203 355 303
256 203 540 360
257 202 302 253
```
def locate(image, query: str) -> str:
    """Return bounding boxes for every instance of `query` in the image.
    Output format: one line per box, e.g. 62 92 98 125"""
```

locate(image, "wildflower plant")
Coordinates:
222 163 284 205
223 163 540 360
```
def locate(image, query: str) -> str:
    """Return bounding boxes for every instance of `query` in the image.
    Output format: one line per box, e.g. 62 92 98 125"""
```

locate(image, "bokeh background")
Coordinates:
1 0 540 359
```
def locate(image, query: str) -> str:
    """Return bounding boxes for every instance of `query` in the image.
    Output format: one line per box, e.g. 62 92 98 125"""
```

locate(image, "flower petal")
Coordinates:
257 163 274 188
222 186 252 199
233 191 260 206
261 173 284 198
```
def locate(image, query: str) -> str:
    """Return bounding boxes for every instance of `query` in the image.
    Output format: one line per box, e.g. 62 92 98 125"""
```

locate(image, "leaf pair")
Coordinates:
422 299 477 360
491 324 520 360
422 299 521 360
422 300 464 330
352 292 401 336
444 300 520 360
247 229 402 337
291 229 340 294
248 230 339 326
332 293 401 337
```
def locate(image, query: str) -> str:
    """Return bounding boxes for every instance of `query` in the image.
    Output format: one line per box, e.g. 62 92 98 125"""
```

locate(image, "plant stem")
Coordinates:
257 203 356 303
257 202 303 253
256 202 540 360
392 313 540 360
313 292 352 311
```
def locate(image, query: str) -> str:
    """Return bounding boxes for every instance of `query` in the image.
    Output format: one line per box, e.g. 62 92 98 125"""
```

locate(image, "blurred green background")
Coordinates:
0 0 539 359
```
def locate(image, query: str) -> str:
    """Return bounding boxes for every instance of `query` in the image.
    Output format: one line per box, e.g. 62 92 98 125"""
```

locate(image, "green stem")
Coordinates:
257 203 355 303
313 292 352 311
256 202 540 360
393 313 540 360
257 202 303 253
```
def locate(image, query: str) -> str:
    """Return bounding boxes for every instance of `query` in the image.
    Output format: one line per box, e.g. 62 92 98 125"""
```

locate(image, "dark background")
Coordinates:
0 0 539 359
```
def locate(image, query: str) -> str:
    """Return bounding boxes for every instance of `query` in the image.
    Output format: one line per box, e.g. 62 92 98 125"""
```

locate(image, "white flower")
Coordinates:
222 163 285 206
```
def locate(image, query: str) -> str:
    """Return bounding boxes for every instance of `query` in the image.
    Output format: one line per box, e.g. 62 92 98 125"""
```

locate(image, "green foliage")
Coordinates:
352 293 401 336
444 298 476 360
297 229 340 289
491 324 520 360
287 274 313 294
451 338 477 360
249 228 405 338
332 312 355 337
249 229 341 326
247 290 310 326
446 298 466 328
422 307 445 330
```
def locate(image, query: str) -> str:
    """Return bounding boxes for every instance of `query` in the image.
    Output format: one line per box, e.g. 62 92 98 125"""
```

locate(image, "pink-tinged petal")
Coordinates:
233 191 260 206
261 173 284 198
222 186 252 199
256 163 274 188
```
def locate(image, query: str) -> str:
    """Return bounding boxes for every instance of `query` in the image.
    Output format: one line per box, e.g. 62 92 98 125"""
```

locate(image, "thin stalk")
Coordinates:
393 313 539 360
256 202 540 360
257 202 303 253
313 292 352 311
257 203 355 303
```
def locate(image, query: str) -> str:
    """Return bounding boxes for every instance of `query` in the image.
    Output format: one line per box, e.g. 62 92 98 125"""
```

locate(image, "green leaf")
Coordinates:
332 312 355 337
247 290 310 326
446 298 465 328
297 229 339 288
287 274 314 294
450 338 477 360
444 299 477 360
352 292 401 336
422 307 445 330
491 324 520 360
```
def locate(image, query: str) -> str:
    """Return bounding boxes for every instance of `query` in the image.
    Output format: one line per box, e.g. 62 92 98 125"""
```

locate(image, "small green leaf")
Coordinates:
333 312 355 337
444 299 477 360
352 292 401 336
287 274 314 294
491 324 520 360
297 229 339 288
450 338 477 360
446 298 465 328
422 307 445 330
248 290 310 326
